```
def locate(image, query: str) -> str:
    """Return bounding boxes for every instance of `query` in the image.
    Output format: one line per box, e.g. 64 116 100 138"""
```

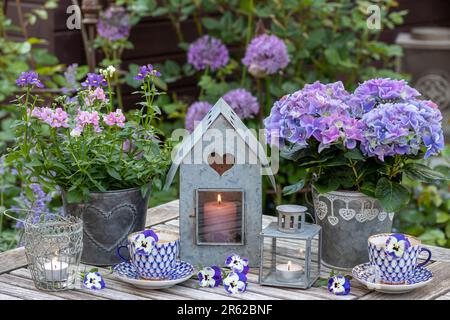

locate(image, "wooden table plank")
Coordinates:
0 247 27 275
0 293 22 300
145 200 180 228
0 281 66 300
435 291 450 300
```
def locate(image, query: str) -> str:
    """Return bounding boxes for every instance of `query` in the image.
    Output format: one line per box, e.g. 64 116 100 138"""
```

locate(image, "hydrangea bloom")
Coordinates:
264 81 363 150
225 254 249 274
97 6 130 41
198 266 222 288
242 34 289 77
185 101 213 132
328 275 350 295
350 78 421 115
83 272 105 290
385 234 411 258
103 109 126 127
134 64 161 81
16 71 44 88
223 272 247 294
131 229 158 255
187 35 229 71
360 101 444 160
223 89 259 119
81 73 107 88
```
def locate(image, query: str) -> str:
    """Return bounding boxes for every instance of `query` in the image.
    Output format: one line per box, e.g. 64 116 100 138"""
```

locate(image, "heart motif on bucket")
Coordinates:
378 211 387 221
314 200 328 220
364 209 379 221
338 208 356 221
83 203 137 252
207 152 235 176
327 215 339 226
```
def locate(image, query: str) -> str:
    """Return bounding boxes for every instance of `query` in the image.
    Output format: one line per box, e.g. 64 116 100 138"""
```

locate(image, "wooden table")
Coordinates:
0 200 449 300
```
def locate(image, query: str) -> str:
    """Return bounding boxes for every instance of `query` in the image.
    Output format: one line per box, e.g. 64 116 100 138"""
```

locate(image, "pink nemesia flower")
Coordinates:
103 109 126 128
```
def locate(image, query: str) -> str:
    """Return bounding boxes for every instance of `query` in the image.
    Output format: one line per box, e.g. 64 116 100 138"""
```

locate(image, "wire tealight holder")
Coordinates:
4 209 83 291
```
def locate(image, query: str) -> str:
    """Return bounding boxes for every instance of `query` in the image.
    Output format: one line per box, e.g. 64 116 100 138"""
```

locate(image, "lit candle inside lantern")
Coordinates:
202 194 238 243
44 257 68 282
276 261 303 282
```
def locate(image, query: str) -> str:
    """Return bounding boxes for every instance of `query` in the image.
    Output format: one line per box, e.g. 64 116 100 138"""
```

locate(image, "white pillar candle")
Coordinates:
276 261 303 282
44 258 68 282
202 194 238 243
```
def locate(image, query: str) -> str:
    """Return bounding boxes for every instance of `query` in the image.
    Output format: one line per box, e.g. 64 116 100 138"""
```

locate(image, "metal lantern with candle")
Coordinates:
259 205 322 289
164 98 276 266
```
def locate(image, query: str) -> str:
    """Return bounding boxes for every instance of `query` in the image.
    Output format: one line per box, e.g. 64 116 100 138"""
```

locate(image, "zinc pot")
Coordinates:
62 186 150 266
312 188 394 270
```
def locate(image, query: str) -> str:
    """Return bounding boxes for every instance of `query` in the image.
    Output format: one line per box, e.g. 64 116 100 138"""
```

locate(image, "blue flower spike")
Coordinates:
198 266 222 288
83 270 105 290
328 275 351 296
385 233 411 258
225 253 249 274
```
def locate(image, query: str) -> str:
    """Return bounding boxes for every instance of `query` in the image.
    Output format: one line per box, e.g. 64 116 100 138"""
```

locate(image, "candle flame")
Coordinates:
288 261 291 271
217 194 222 204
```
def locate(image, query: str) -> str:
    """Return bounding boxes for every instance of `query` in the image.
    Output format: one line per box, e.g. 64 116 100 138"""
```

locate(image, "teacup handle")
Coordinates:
116 245 129 262
417 247 432 267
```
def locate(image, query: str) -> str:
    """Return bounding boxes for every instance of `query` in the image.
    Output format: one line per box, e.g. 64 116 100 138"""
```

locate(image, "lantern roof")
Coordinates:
163 98 276 190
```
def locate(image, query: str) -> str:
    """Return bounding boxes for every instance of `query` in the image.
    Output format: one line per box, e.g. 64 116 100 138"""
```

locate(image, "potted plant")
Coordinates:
264 79 446 270
8 65 170 266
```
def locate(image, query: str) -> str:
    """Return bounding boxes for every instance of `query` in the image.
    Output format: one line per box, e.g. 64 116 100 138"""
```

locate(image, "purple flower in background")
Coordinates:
62 63 78 94
103 109 126 127
351 78 421 114
360 101 444 161
185 101 213 132
31 107 69 128
242 34 289 77
75 110 102 132
97 5 130 41
134 64 161 81
198 266 222 288
81 73 107 88
223 88 259 119
16 71 44 88
187 35 229 71
225 254 249 274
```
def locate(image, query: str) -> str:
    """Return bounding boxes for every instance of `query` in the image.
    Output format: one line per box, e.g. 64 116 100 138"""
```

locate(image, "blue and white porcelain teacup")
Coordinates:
117 229 179 280
368 233 431 284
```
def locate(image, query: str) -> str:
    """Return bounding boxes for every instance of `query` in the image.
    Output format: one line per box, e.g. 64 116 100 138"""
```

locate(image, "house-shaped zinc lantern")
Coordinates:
164 98 276 266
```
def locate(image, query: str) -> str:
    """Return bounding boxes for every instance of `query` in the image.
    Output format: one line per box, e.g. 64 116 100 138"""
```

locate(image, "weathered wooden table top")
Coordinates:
0 200 449 300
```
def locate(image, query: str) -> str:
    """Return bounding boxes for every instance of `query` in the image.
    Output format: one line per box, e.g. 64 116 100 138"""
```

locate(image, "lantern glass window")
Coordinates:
259 222 321 289
196 189 244 245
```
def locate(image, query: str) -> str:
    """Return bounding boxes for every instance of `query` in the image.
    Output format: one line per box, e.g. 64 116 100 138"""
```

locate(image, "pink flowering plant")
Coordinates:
265 79 447 212
8 65 170 203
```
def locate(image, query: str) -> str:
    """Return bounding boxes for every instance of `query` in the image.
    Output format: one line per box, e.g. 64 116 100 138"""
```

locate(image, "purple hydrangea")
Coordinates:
187 35 229 71
242 34 289 77
350 78 421 115
223 89 259 119
360 101 444 161
134 64 161 81
97 6 130 41
16 71 44 88
264 81 363 150
185 101 213 132
81 73 107 88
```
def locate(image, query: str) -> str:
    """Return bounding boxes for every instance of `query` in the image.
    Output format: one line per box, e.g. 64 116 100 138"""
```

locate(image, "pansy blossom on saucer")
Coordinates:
198 266 222 288
385 233 411 258
83 271 105 290
223 272 247 294
327 275 350 296
132 229 159 255
225 254 249 274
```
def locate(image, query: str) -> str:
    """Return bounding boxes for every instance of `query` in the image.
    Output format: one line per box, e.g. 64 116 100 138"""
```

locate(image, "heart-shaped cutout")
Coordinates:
355 212 367 223
378 211 387 221
327 215 339 226
365 208 379 221
339 208 356 221
83 203 137 252
314 200 328 220
207 152 235 176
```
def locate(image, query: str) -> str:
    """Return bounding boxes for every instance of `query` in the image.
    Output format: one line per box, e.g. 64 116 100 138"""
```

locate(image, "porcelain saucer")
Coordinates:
113 260 194 289
352 262 433 294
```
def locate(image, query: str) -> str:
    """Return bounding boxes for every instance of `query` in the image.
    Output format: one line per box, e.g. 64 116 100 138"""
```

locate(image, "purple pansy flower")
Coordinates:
185 101 213 133
134 64 161 81
198 266 222 288
242 34 289 77
131 229 159 255
223 272 247 294
385 234 411 258
225 254 249 274
328 275 351 295
83 272 105 290
97 6 130 41
81 73 107 88
223 88 259 119
187 35 229 71
16 71 44 88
